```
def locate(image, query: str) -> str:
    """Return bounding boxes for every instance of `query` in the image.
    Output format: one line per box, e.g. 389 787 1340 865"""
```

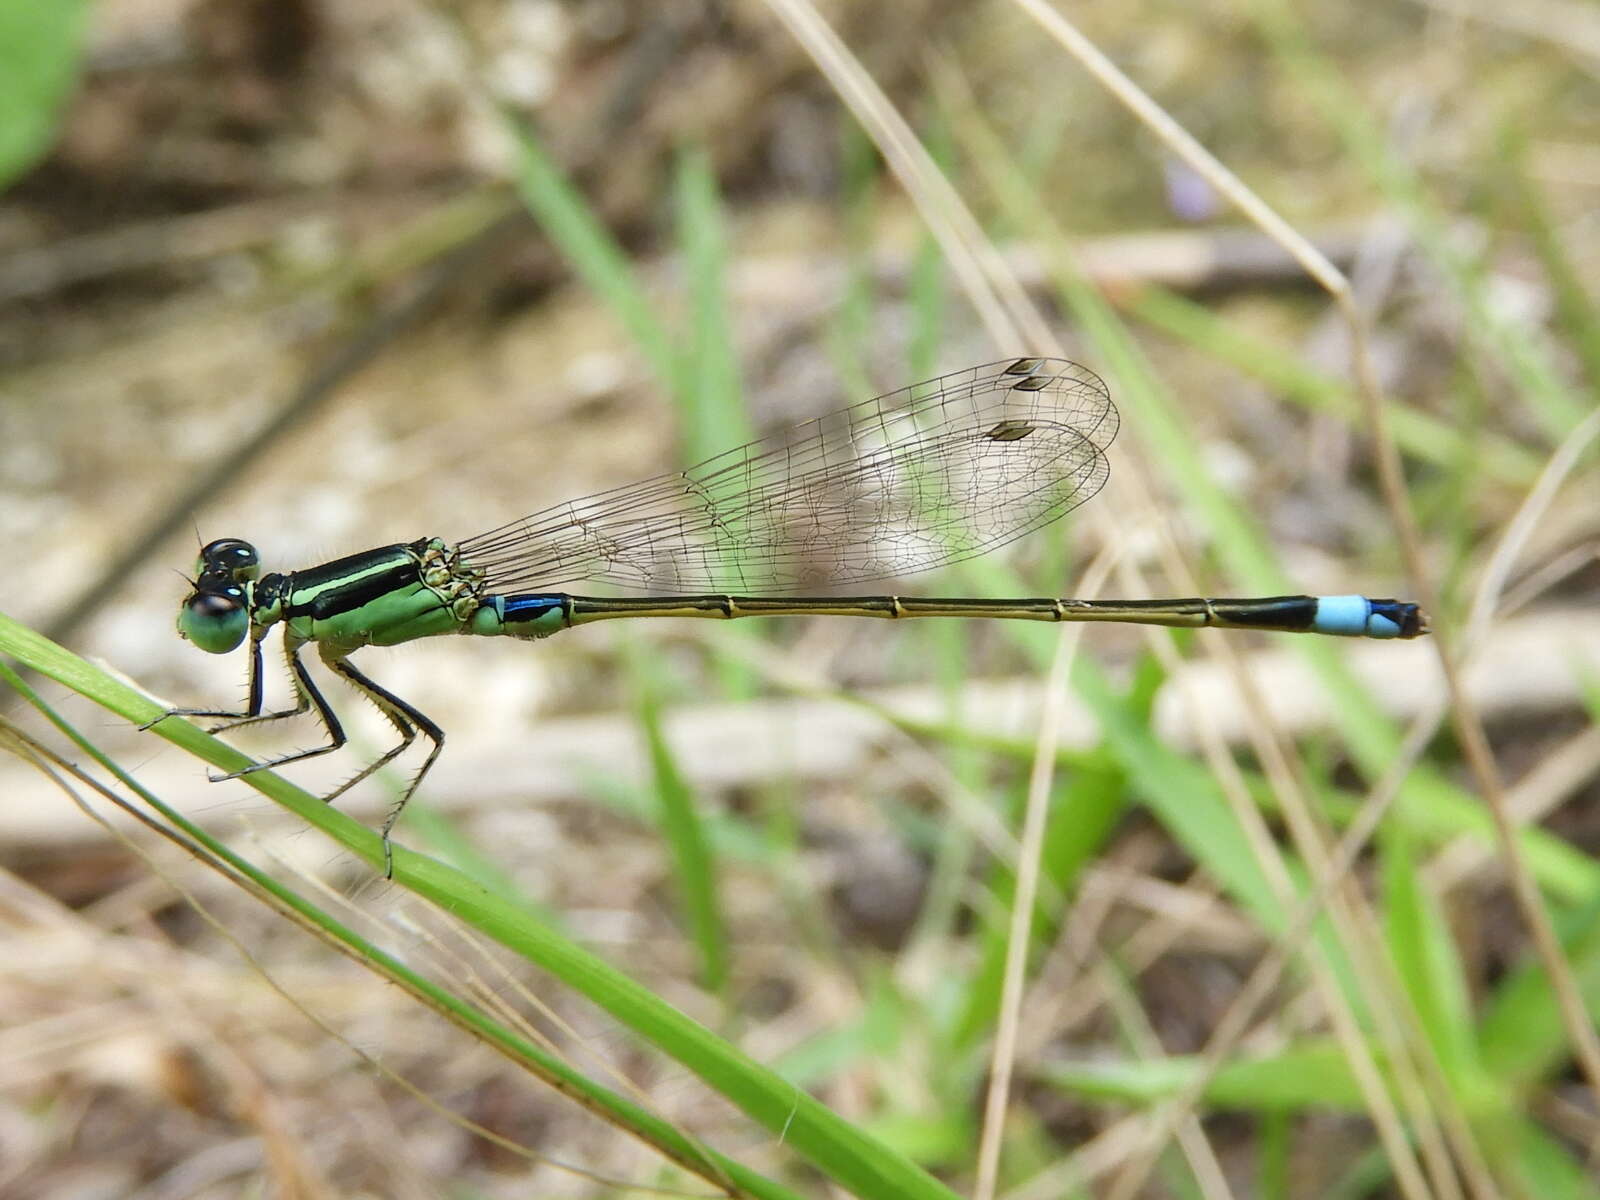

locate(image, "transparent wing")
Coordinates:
458 357 1118 594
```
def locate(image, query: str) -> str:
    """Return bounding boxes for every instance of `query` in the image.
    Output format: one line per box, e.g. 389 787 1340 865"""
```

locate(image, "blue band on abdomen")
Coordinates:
1312 595 1374 637
487 592 570 640
501 594 566 620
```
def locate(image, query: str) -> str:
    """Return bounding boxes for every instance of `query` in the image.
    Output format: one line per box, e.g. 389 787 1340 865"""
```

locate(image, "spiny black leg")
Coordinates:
203 632 315 735
320 656 417 806
211 634 347 781
141 629 274 729
322 653 444 879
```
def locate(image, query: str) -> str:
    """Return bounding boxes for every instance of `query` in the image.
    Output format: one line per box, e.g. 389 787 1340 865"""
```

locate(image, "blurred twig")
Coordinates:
1252 0 1600 1164
37 201 525 652
36 18 693 654
0 192 430 304
1404 0 1600 76
996 3 1496 1197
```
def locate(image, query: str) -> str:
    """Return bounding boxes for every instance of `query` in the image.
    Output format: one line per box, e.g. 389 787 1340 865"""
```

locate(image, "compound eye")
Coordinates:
177 587 249 653
195 538 261 582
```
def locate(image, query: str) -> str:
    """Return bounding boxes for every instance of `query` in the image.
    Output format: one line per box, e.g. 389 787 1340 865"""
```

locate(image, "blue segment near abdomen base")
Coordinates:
469 593 571 639
1314 595 1401 638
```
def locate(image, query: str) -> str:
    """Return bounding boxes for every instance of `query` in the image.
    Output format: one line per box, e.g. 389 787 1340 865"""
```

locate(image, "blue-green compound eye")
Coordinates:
195 538 260 582
178 588 249 653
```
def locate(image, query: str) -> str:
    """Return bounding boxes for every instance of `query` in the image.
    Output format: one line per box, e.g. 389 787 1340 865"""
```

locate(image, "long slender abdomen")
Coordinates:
471 591 1427 640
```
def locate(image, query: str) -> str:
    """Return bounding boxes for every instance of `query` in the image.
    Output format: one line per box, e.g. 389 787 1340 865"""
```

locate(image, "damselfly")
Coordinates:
158 357 1427 875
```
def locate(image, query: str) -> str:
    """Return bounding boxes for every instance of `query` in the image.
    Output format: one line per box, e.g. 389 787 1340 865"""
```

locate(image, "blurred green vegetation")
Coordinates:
2 2 1597 1198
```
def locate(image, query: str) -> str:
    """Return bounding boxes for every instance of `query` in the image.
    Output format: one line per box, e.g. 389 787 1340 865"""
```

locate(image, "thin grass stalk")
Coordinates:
997 0 1600 1190
928 48 1458 1196
973 549 1114 1200
1250 0 1600 1132
0 668 785 1198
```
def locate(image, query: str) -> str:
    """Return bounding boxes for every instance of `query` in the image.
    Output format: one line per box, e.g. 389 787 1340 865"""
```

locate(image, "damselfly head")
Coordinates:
179 538 258 653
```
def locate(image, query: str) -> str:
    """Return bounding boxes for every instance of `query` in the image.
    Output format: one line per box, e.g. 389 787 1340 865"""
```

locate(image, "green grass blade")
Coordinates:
1042 1040 1368 1111
1252 1 1587 442
671 143 759 700
673 143 751 462
1127 283 1543 488
949 750 1128 1050
628 639 730 996
1501 129 1600 398
1380 821 1479 1087
509 118 679 390
1496 1116 1600 1199
1054 1048 1600 1192
1259 1108 1290 1200
907 114 951 382
944 91 1422 780
1477 891 1600 1091
1 610 964 1199
0 659 799 1198
827 120 883 394
0 0 87 191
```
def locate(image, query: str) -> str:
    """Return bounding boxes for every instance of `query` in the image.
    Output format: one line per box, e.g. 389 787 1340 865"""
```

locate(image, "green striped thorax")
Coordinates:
177 536 508 658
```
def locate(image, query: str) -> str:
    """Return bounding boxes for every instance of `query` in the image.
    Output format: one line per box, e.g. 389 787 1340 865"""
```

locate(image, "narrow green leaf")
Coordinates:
907 118 951 382
0 0 87 190
951 753 1127 1049
1478 892 1600 1091
0 659 800 1200
1380 820 1479 1086
1252 0 1588 441
1502 128 1600 400
1127 284 1542 487
1497 1115 1600 1199
630 642 729 995
672 144 750 462
1 612 963 1200
671 144 757 700
509 118 679 389
1259 1108 1291 1200
1044 1040 1368 1111
828 120 881 393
